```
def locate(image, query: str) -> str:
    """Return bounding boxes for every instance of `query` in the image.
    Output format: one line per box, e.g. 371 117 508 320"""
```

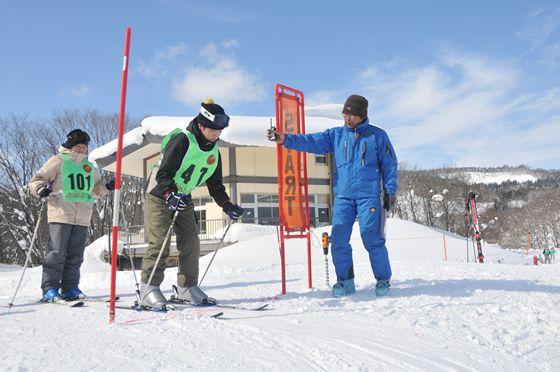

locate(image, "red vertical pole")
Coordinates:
280 228 287 295
275 85 287 295
298 93 312 289
109 27 131 324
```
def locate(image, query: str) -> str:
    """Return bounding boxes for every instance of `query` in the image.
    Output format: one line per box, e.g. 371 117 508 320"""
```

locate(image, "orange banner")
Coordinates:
278 95 305 229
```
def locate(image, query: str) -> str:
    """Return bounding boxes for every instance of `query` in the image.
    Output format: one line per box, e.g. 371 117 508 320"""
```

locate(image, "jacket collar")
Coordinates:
343 118 370 134
187 119 216 150
59 146 88 162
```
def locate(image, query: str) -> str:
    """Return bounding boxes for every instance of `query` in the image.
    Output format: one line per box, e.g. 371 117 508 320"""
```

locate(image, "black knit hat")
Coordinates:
62 129 91 149
196 98 230 130
342 94 368 118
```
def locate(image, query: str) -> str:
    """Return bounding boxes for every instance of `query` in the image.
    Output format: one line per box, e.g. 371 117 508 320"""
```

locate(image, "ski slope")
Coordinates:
1 218 559 371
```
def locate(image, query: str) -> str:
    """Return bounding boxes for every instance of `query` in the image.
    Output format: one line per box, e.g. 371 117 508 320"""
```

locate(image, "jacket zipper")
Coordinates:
344 140 347 162
361 141 367 166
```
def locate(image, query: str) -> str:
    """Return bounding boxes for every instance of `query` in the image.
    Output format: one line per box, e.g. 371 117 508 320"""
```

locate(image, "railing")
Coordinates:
122 217 330 246
110 217 331 270
240 217 331 228
124 219 230 246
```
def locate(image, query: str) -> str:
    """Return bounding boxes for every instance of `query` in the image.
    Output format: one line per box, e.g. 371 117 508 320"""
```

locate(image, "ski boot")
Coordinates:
61 287 86 301
375 279 390 297
139 283 168 310
332 278 356 297
42 288 61 302
175 285 217 306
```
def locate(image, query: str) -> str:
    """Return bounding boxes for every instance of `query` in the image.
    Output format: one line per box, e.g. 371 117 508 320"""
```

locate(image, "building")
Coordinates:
90 115 339 228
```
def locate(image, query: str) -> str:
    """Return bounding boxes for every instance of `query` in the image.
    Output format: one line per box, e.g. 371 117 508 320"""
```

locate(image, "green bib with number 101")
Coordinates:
162 128 219 194
60 153 95 203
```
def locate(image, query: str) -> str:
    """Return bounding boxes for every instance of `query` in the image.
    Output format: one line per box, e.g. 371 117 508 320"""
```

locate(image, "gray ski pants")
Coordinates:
41 223 88 293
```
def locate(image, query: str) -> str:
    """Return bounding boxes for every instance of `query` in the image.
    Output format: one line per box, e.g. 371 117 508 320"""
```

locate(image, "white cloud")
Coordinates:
199 43 219 62
222 39 239 49
516 3 560 52
154 42 188 62
137 42 188 79
172 43 266 107
58 84 91 98
306 50 560 168
539 42 560 67
305 103 343 119
137 62 157 78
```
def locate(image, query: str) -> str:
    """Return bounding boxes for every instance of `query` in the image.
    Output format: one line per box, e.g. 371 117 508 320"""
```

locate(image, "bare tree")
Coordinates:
0 109 144 265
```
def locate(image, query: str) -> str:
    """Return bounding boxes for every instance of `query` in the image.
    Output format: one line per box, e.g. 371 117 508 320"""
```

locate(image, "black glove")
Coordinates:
105 178 115 191
164 191 191 211
38 183 52 198
383 194 396 212
223 201 243 221
267 127 284 143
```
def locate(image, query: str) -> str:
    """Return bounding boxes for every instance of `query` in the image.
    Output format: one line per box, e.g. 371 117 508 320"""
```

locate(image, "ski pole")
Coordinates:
321 232 330 288
199 221 233 286
8 198 47 310
140 210 179 302
120 207 141 302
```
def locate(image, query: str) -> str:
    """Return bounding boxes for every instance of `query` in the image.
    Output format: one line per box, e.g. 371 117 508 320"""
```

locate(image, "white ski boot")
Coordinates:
139 283 168 309
175 285 217 305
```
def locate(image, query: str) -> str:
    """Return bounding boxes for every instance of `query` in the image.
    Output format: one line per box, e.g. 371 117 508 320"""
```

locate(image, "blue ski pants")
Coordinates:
330 197 392 281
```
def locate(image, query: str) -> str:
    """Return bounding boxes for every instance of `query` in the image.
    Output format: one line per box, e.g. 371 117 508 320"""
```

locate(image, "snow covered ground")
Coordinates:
1 218 559 371
444 171 538 185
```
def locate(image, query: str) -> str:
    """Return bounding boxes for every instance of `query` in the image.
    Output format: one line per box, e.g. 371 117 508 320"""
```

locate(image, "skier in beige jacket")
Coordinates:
29 129 114 302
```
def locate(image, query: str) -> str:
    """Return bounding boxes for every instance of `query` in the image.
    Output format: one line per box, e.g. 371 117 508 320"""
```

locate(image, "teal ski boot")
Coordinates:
332 278 356 297
375 279 390 297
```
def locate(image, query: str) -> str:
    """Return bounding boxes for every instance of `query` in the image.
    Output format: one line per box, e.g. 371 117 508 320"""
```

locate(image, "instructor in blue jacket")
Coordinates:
267 94 398 297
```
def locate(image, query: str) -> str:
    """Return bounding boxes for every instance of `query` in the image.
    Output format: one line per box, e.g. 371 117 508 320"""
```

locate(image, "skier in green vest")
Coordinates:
29 129 114 302
140 99 243 309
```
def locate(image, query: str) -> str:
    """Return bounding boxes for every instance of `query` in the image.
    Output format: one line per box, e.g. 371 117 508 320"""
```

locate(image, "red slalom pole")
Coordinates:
109 27 131 324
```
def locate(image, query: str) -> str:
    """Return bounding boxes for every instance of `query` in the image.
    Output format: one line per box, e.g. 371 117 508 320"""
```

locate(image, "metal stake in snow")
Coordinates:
321 232 330 288
109 27 131 324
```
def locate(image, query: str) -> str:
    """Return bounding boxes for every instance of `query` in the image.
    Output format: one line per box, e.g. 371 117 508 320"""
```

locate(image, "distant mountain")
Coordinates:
394 165 560 250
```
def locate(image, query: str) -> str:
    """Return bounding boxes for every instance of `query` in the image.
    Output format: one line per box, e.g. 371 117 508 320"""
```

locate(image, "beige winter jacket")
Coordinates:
29 146 109 226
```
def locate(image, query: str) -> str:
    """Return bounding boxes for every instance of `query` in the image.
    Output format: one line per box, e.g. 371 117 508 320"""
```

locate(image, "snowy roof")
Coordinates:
89 115 340 177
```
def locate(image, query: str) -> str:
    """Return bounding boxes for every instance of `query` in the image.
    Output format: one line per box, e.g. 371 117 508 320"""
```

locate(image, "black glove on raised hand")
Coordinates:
222 201 243 221
383 194 396 212
164 191 191 211
267 127 284 143
105 178 115 191
38 183 52 198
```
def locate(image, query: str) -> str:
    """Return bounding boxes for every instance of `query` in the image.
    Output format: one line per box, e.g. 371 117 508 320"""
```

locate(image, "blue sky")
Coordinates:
1 0 559 168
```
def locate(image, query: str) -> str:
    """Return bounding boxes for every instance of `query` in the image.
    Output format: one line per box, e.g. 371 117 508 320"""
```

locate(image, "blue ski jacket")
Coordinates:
283 119 398 199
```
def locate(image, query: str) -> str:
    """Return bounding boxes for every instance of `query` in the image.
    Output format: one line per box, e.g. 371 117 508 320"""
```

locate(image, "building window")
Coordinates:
318 208 330 223
241 194 255 203
195 209 207 233
257 194 278 203
309 207 316 227
242 208 255 223
193 197 212 206
257 206 278 225
315 155 327 165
